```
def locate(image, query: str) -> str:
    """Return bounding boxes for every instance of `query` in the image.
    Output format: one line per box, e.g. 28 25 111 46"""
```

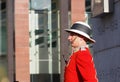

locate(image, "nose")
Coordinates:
68 35 72 40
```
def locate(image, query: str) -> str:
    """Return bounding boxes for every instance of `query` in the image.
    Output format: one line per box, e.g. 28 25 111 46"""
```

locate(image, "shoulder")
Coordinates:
76 48 93 61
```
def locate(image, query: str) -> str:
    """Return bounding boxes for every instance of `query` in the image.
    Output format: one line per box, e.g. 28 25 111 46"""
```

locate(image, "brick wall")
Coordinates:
71 0 85 24
14 0 30 82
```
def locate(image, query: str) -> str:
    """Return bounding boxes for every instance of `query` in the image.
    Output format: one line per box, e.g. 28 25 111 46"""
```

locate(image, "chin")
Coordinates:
71 45 77 48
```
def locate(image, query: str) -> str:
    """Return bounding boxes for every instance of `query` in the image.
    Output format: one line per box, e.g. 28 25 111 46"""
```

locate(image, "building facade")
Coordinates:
91 0 120 82
0 0 86 82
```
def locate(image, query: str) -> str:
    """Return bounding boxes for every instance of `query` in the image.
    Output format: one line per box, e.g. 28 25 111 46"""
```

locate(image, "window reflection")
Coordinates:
0 0 9 81
29 0 60 82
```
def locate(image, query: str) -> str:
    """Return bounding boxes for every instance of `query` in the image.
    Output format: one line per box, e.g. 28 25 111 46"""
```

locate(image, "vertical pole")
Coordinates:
6 0 14 82
59 0 69 82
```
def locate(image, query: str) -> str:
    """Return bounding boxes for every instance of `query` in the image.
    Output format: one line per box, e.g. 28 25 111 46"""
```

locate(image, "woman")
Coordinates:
64 21 98 82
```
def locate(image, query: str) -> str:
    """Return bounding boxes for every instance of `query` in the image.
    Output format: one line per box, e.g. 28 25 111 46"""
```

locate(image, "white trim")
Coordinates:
65 29 95 43
104 0 109 12
75 21 91 29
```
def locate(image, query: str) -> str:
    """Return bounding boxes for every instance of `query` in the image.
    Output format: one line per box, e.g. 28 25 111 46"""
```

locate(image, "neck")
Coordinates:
72 45 88 53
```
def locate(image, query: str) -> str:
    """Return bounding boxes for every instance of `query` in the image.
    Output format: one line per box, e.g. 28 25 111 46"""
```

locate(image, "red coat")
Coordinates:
64 47 98 82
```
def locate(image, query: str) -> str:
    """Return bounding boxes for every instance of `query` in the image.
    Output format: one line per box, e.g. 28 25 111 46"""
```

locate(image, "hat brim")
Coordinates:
65 29 95 43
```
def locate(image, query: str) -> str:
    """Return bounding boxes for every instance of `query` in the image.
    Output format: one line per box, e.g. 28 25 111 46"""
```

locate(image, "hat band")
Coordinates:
71 23 91 36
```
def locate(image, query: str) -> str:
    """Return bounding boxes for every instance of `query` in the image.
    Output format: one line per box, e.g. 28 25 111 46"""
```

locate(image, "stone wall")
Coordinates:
91 1 120 82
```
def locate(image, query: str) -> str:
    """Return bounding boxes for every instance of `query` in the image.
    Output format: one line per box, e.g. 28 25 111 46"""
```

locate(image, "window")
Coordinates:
0 1 9 82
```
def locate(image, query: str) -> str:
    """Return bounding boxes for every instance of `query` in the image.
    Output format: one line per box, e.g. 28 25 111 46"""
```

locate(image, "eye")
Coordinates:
70 33 75 36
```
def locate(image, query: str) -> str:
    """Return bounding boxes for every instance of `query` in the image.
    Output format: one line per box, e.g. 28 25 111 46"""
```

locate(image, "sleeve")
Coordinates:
76 51 98 82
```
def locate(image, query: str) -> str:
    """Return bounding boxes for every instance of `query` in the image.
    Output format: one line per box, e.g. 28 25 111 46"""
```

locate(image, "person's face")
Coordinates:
68 32 85 48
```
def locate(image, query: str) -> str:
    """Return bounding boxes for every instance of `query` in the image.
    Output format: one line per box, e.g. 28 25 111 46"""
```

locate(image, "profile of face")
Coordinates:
67 32 86 48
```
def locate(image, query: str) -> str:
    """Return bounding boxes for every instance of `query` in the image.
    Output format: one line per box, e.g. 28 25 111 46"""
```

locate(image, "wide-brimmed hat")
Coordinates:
65 21 95 43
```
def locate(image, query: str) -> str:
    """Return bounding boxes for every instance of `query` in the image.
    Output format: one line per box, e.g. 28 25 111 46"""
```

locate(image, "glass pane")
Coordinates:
29 0 60 82
0 26 7 54
0 0 9 81
30 0 51 10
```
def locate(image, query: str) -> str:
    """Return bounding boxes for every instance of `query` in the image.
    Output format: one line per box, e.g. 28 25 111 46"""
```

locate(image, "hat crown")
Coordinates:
75 21 91 29
71 22 92 36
